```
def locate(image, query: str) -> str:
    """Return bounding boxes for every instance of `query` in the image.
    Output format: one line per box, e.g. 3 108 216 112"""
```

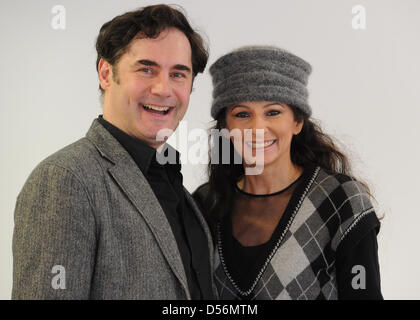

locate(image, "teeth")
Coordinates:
143 104 170 112
246 140 275 148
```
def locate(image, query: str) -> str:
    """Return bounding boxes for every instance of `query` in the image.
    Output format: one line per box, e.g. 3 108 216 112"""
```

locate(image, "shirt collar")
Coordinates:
97 115 159 173
155 143 182 172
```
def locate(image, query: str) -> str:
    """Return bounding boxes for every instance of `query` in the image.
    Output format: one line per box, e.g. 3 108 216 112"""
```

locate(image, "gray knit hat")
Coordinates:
209 45 312 119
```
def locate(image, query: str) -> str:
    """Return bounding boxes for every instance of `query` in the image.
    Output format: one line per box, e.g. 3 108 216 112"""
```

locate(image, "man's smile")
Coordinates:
141 103 175 115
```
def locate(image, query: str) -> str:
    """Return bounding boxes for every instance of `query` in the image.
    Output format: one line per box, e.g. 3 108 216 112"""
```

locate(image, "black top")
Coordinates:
98 116 214 299
194 167 383 299
224 220 382 300
219 165 382 300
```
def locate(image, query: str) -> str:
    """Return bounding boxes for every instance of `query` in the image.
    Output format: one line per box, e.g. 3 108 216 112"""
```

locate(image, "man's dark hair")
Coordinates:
95 4 208 94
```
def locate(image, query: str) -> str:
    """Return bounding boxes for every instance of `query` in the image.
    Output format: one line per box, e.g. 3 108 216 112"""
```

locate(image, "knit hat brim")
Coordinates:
210 46 312 119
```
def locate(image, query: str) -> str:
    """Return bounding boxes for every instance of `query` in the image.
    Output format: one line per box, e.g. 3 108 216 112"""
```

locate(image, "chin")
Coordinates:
258 153 280 167
151 126 175 142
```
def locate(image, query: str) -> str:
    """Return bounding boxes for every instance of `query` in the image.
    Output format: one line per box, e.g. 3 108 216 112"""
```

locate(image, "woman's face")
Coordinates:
225 101 303 170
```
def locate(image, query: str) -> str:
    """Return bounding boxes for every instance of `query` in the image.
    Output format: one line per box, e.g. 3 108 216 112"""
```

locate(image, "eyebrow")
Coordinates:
264 102 286 108
230 102 286 110
230 104 250 111
135 59 191 73
136 59 158 67
173 64 192 73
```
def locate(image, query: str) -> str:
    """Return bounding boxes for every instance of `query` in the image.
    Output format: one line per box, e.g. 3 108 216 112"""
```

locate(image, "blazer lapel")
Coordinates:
184 190 218 298
86 119 190 298
184 190 214 264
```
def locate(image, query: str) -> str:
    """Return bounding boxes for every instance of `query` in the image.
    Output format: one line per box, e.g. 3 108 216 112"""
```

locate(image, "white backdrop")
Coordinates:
1 0 419 299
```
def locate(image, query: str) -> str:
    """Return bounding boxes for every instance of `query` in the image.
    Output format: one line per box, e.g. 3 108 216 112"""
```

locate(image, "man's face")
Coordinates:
100 28 193 149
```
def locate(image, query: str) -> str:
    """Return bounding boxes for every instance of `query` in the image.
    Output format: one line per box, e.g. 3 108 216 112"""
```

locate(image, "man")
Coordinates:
12 4 215 299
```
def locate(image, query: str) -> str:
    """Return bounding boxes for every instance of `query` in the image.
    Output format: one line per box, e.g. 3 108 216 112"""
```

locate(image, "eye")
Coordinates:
139 67 153 74
234 111 250 118
266 110 281 116
171 72 186 79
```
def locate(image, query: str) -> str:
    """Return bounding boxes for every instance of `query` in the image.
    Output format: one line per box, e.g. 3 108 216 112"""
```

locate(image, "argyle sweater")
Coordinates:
196 165 381 300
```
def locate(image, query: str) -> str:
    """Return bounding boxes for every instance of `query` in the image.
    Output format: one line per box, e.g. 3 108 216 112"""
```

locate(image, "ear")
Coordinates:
98 58 112 91
294 120 304 135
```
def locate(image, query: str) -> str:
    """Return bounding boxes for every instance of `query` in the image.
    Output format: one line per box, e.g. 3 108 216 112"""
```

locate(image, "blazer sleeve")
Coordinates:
12 163 96 299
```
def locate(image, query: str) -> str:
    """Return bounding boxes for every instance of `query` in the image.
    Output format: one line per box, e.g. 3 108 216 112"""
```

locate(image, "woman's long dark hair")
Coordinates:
201 105 373 234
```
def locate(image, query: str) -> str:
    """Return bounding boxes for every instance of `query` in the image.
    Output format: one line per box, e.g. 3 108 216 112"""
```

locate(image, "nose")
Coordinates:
250 115 269 138
150 73 171 97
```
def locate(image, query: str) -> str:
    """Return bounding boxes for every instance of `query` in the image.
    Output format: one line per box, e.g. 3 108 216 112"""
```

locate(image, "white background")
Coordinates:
1 0 419 299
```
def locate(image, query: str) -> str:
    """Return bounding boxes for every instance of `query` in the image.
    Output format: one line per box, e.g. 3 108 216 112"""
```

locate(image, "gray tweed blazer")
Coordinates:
12 119 216 300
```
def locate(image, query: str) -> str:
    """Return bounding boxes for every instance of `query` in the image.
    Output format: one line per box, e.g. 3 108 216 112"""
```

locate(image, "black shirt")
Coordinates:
224 216 382 299
194 164 382 300
97 116 214 299
220 166 382 300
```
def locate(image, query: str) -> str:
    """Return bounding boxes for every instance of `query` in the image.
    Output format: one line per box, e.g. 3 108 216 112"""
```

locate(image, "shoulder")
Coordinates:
309 168 379 250
41 137 100 172
193 182 210 197
311 167 373 214
192 182 211 208
21 137 102 194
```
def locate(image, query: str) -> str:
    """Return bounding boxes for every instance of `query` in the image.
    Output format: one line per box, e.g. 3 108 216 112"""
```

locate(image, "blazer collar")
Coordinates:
85 119 191 298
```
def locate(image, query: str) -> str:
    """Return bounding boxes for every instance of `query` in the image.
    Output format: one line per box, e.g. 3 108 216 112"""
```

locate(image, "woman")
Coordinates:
193 46 383 300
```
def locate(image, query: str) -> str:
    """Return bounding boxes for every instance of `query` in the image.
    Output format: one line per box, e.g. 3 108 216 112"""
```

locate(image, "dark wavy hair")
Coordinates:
95 4 208 94
201 105 374 233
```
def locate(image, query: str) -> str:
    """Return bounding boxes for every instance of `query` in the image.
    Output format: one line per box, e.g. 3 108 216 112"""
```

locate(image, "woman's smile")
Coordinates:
245 139 277 150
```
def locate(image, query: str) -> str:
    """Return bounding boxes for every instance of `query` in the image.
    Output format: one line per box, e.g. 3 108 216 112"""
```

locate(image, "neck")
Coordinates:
240 156 303 195
101 113 165 151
